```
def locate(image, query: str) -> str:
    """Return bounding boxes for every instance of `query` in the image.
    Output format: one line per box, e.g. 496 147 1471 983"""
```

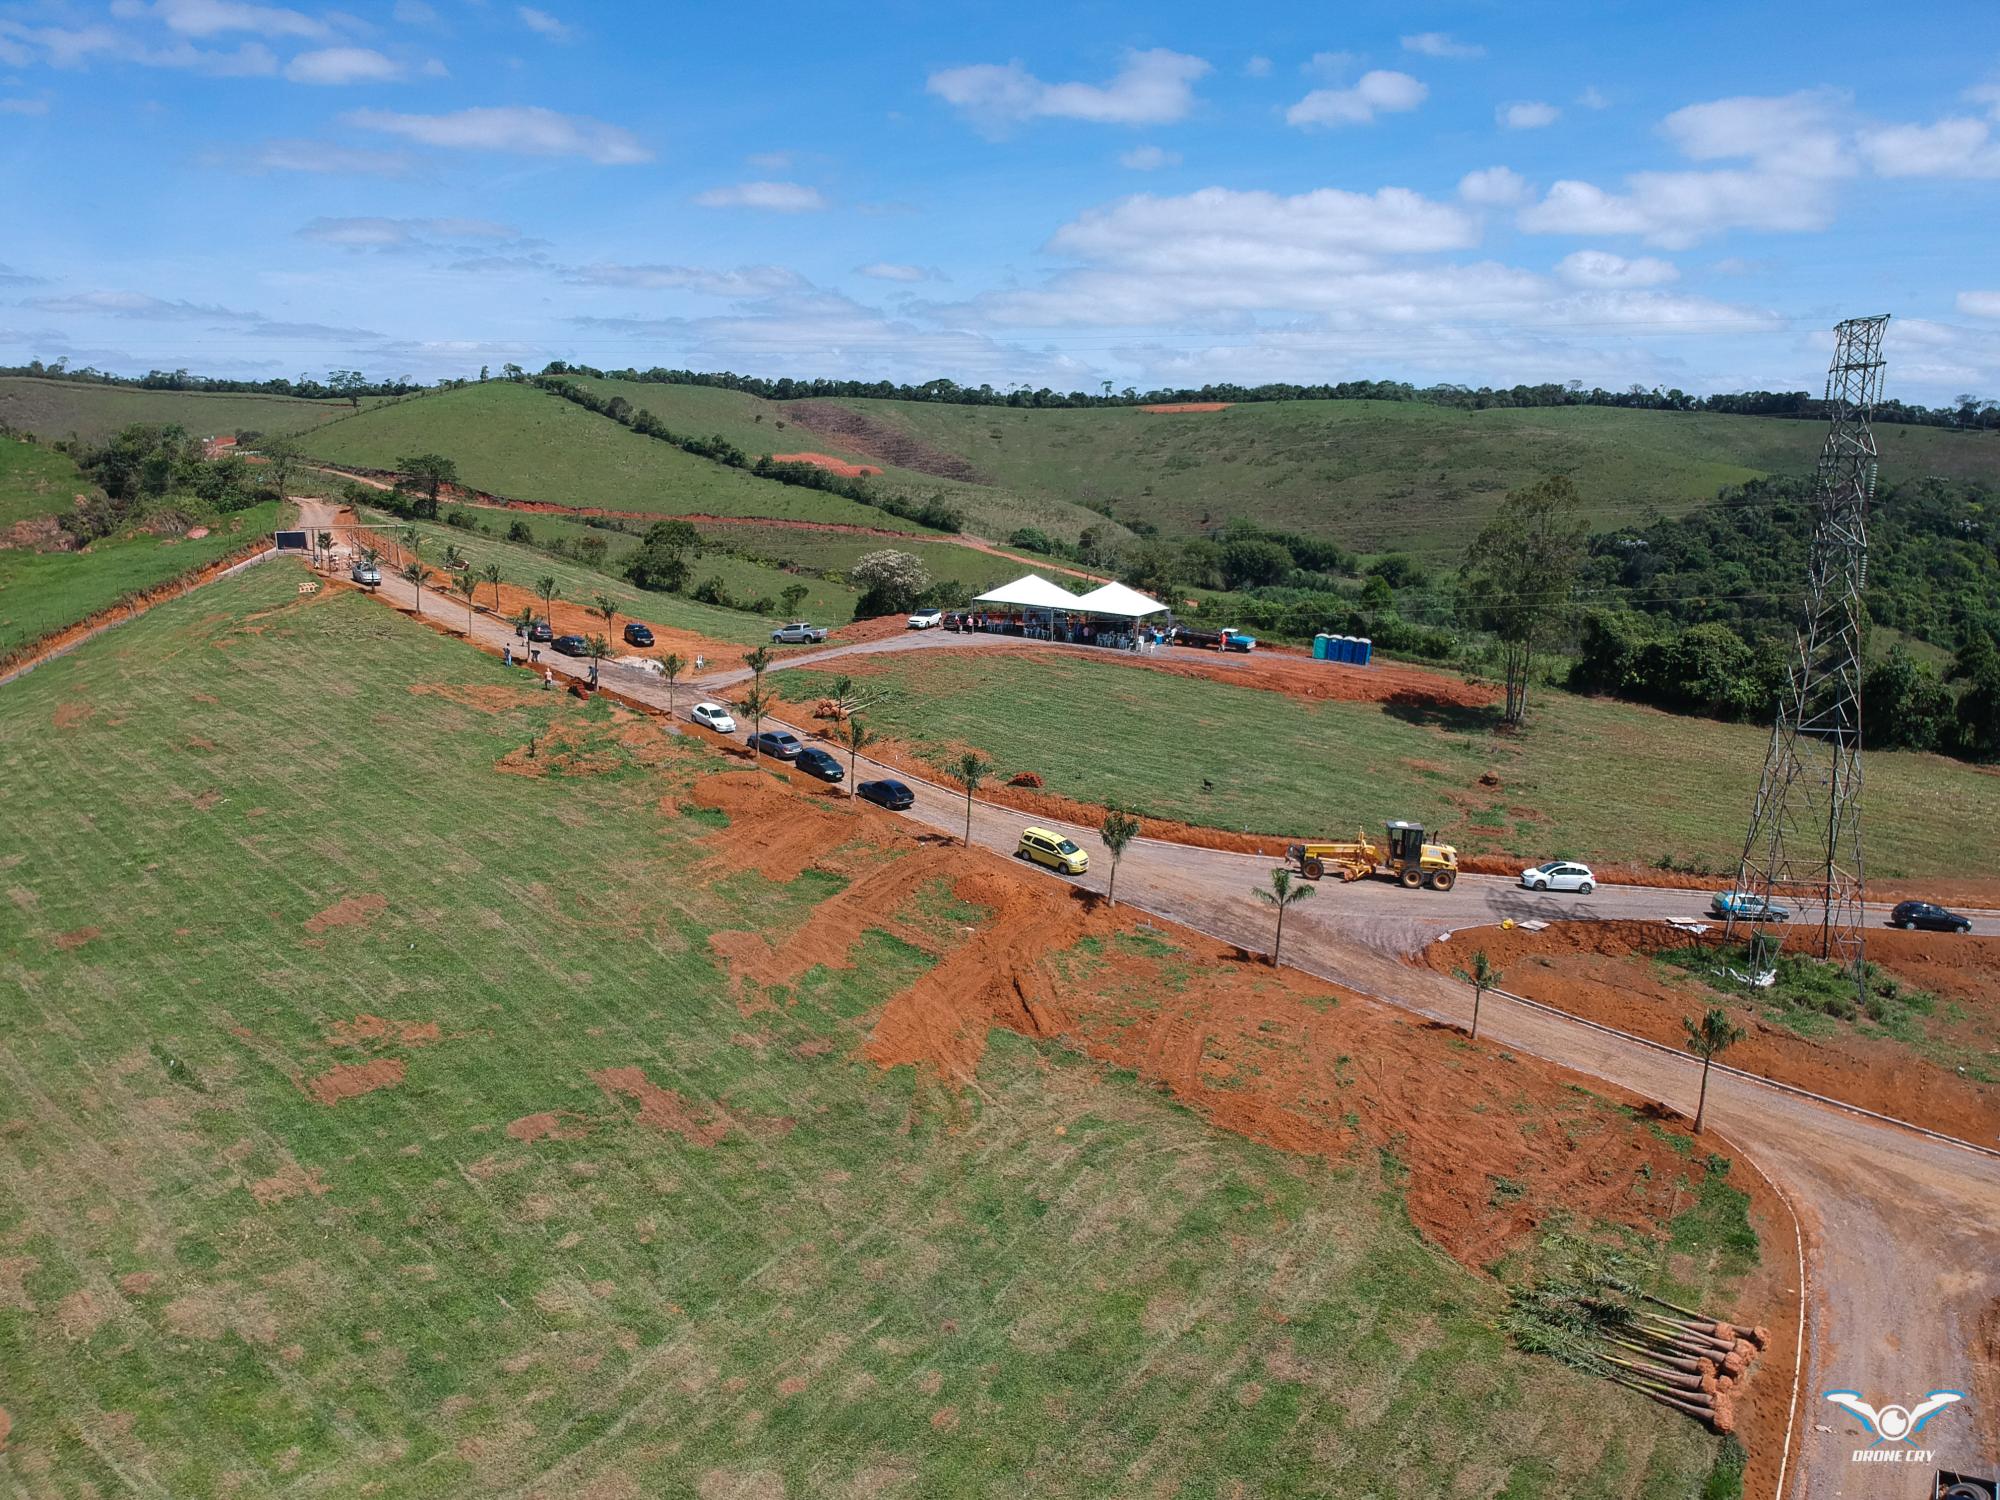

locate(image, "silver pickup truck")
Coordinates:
770 622 827 644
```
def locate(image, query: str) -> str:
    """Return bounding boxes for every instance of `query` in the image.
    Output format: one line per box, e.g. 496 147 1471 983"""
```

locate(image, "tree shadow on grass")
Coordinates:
1380 695 1505 735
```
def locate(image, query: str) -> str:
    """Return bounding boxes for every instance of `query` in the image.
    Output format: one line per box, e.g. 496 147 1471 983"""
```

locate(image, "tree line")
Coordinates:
3 359 424 403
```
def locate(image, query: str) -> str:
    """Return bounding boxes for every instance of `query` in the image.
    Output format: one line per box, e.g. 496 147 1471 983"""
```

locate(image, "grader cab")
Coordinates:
1286 820 1459 892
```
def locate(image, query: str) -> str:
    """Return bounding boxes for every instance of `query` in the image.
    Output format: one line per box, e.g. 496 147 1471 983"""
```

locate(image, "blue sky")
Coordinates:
3 0 1998 400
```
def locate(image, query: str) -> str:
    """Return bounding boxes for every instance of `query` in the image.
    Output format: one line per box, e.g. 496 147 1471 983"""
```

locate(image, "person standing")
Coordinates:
503 642 512 667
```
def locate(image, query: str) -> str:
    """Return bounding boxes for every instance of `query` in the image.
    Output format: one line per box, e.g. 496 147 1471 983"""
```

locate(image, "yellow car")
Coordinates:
1017 826 1089 875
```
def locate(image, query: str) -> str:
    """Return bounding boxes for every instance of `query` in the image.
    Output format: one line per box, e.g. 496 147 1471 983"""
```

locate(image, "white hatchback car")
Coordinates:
1520 860 1595 894
907 609 943 630
690 701 737 734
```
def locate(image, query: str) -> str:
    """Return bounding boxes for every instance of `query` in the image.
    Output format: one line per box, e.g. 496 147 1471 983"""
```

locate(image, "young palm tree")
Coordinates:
401 559 431 616
662 652 686 716
1099 809 1140 906
585 634 610 685
829 673 855 718
947 750 992 848
780 582 809 619
360 544 381 568
835 715 873 797
535 575 559 633
441 542 468 573
315 529 333 566
509 605 535 641
1452 950 1504 1041
743 644 773 684
1681 1006 1745 1135
453 570 480 634
593 593 619 640
1254 866 1315 966
481 561 503 612
736 681 774 748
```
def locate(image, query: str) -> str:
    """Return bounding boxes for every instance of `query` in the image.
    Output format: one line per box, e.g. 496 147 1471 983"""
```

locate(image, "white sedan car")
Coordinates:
690 701 737 734
1520 860 1596 894
907 609 943 630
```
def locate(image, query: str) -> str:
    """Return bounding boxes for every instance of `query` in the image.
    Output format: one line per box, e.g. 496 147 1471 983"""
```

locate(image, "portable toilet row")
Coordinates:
1312 634 1374 666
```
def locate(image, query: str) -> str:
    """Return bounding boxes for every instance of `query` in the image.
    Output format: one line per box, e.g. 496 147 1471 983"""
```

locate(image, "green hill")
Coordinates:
571 376 1125 545
0 377 376 446
300 382 923 531
768 395 2000 556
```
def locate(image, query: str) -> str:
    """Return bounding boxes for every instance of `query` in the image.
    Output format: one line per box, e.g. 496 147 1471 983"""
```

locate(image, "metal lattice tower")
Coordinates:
1728 315 1888 985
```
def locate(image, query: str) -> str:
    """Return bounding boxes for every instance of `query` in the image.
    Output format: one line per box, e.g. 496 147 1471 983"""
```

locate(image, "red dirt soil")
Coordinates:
685 769 1764 1271
1142 402 1233 413
768 452 881 478
303 893 387 935
301 1058 405 1106
1418 921 2000 1142
590 1066 730 1146
328 1014 441 1048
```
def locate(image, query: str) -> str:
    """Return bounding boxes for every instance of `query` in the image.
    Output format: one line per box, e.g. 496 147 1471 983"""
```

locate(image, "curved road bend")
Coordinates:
331 522 1999 1496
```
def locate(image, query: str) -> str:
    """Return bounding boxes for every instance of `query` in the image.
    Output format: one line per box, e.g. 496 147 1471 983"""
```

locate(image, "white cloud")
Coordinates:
1858 117 2000 178
517 6 570 41
285 46 403 84
236 137 415 174
927 48 1209 132
392 0 437 22
1957 290 2000 319
693 180 827 212
1555 249 1679 289
344 105 651 164
29 289 247 320
112 0 330 40
566 263 804 295
856 262 932 283
1118 144 1180 170
1577 86 1609 110
1302 51 1357 78
1518 171 1838 248
0 18 276 74
1242 55 1271 78
0 96 49 115
1972 79 2000 120
1458 166 1529 206
1286 70 1426 129
1660 91 1848 176
1880 316 2000 394
1047 186 1478 270
1401 32 1482 60
1498 101 1558 130
298 215 520 248
0 263 46 284
745 150 792 171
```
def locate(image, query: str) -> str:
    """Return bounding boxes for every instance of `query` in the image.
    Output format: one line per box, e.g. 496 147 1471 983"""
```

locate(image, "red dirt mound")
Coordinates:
304 893 387 935
685 769 1749 1268
782 402 985 482
591 1066 730 1146
1142 402 1232 413
1418 921 2000 1142
769 452 881 478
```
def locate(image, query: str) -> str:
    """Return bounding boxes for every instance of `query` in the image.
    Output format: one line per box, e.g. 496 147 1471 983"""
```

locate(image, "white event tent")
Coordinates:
971 573 1085 611
1070 580 1169 619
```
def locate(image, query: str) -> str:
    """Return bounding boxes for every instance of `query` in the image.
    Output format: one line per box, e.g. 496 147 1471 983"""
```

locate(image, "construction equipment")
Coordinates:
1286 820 1459 891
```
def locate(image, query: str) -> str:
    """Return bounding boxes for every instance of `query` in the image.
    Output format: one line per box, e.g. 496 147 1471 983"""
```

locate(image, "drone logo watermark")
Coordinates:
1823 1389 1966 1464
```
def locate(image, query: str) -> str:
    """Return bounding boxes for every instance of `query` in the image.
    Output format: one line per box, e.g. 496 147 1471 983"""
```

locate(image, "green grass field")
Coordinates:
569 379 1126 546
358 511 784 646
304 383 923 531
781 396 2000 555
782 650 2000 878
0 500 282 661
435 506 866 623
0 563 1745 1496
0 436 91 528
696 520 1066 594
0 377 380 446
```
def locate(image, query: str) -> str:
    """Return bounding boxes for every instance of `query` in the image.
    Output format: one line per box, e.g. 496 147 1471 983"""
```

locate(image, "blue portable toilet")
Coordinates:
1335 635 1355 663
1312 633 1330 660
1355 636 1373 666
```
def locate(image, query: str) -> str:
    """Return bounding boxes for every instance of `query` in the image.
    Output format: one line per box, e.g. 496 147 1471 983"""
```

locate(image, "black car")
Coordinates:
551 634 590 657
622 621 654 647
795 747 845 783
748 729 802 761
856 778 915 810
527 618 554 643
1891 900 1972 933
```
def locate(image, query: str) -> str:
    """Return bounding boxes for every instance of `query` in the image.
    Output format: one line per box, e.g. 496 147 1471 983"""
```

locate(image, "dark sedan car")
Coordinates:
527 618 554 643
795 747 845 783
622 621 654 647
551 634 590 657
1891 900 1972 933
856 778 915 810
748 729 802 761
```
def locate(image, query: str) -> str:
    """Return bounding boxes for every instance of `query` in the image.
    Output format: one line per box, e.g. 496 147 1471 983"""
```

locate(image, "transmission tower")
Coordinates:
1727 314 1888 989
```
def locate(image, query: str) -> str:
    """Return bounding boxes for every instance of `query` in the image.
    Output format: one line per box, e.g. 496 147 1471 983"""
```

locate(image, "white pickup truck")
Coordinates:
771 621 828 644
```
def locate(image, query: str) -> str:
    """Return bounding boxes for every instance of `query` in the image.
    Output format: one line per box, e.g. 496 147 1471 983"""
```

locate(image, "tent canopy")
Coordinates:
1071 580 1168 619
972 573 1083 610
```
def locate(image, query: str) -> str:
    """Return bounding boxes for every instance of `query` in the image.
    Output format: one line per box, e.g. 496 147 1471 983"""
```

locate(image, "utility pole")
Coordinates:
1727 315 1887 1004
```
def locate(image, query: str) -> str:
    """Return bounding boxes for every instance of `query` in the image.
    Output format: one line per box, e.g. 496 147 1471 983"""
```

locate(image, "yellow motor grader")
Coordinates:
1285 820 1459 891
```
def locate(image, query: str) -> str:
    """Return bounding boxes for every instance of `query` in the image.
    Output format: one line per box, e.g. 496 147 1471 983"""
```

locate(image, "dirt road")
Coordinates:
328 523 2000 1496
